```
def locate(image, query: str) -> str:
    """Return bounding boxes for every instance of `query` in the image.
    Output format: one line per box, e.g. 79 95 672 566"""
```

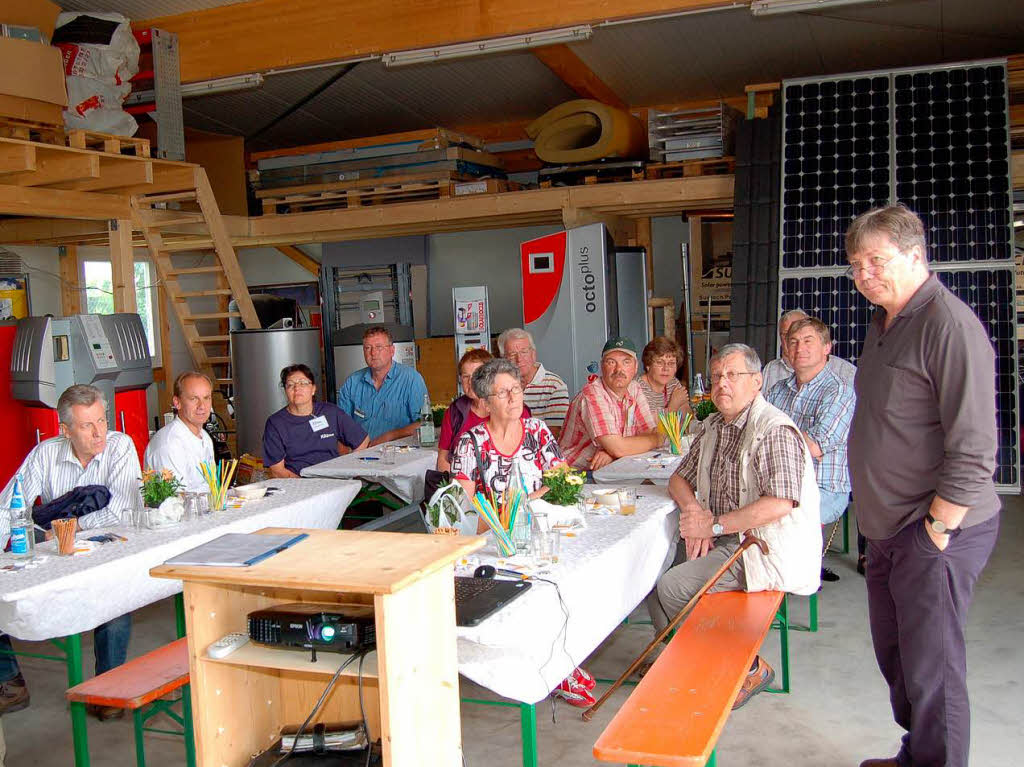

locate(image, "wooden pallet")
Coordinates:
0 117 64 145
250 127 486 162
67 129 151 157
538 161 645 188
646 157 736 180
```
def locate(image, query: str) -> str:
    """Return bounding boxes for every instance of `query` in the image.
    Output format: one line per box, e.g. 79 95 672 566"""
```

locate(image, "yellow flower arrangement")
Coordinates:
141 467 183 508
541 464 586 505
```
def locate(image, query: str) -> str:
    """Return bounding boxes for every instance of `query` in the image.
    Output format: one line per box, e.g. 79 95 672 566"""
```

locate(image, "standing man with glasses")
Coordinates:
558 337 660 471
647 343 821 708
265 363 369 478
497 327 570 437
845 205 1000 767
337 325 429 445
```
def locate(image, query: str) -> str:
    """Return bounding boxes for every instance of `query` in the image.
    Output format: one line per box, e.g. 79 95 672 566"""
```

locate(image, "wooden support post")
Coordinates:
58 244 81 315
635 217 655 337
275 245 320 276
108 218 137 313
157 283 174 416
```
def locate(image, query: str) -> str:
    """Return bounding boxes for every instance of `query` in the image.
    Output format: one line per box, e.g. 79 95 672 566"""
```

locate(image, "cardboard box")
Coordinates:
1 0 61 43
0 92 62 125
0 37 67 106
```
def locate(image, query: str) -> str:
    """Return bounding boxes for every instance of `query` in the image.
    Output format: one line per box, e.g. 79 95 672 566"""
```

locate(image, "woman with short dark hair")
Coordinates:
263 364 369 478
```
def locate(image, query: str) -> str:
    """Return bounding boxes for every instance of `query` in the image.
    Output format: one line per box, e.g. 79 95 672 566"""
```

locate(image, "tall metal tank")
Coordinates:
231 327 322 459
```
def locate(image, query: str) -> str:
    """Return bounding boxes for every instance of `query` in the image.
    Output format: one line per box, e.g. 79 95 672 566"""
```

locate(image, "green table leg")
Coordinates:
133 709 147 767
65 633 90 767
706 748 717 767
519 703 538 767
767 595 791 695
174 593 198 767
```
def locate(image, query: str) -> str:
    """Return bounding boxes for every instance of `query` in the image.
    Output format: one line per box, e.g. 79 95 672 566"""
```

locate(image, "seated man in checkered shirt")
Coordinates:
647 343 822 710
558 337 662 471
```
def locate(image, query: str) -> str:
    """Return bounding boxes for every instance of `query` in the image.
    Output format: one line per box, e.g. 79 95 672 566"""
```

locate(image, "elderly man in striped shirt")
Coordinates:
766 316 855 583
498 328 570 438
0 384 142 720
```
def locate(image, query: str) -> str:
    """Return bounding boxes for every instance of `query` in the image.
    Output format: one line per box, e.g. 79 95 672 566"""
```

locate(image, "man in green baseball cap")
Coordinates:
559 336 662 470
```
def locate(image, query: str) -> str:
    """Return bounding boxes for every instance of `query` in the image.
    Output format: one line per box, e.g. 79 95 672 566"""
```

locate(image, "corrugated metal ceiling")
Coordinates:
64 0 1022 150
56 0 247 17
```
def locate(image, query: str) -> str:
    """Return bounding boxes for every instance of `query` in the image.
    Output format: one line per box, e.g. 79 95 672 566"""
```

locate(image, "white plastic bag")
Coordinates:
54 12 140 84
63 76 137 136
424 481 478 536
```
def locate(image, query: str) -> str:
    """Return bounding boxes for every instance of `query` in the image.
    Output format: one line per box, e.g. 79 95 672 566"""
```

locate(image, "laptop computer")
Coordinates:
455 576 532 627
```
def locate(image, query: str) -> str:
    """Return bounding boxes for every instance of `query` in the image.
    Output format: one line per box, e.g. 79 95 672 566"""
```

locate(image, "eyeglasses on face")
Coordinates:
505 348 534 360
284 380 313 390
845 253 899 279
489 386 524 401
710 371 758 385
363 344 390 353
650 357 677 369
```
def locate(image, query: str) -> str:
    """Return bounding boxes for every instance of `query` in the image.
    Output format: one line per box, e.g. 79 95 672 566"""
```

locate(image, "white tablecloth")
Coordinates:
0 478 360 641
592 439 694 485
299 438 438 504
456 487 679 704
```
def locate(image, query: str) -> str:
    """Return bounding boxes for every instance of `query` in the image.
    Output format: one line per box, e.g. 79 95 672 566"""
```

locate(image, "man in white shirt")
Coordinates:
497 327 570 437
0 384 142 720
762 309 856 391
144 371 215 492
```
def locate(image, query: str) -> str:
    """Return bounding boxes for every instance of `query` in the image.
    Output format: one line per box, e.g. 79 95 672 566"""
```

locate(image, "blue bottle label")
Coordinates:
10 526 28 555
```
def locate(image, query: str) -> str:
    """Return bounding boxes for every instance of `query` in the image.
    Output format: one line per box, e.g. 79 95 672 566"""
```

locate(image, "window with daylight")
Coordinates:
83 260 160 361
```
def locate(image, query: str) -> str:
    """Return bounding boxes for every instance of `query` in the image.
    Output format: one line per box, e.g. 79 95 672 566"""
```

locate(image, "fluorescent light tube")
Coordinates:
751 0 885 16
179 73 264 98
383 26 592 67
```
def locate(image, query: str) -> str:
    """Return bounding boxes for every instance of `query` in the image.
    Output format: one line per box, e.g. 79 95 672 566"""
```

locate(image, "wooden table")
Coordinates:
152 528 483 767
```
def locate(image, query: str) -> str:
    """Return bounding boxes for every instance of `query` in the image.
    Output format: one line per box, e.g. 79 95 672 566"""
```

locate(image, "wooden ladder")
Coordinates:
132 166 260 396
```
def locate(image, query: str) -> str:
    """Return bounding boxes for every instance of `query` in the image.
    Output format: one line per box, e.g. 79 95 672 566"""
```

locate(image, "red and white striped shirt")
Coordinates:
559 378 656 469
523 363 569 431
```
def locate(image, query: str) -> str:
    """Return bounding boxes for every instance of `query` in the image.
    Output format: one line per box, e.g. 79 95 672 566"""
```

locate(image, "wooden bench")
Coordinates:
66 637 195 767
594 590 784 767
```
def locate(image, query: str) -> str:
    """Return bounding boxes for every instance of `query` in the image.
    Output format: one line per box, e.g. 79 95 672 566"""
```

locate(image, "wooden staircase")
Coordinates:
132 166 260 397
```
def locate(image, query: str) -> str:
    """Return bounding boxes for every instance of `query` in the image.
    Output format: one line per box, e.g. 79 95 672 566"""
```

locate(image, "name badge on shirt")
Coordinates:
309 415 329 432
353 408 367 420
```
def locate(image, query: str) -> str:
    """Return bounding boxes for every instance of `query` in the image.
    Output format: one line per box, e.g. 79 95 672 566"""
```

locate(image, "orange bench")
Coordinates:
66 637 195 767
594 591 784 767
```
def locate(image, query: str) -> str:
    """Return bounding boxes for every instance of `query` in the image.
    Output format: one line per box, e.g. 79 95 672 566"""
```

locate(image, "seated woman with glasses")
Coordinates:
436 349 533 473
263 363 369 479
451 359 563 506
638 337 691 417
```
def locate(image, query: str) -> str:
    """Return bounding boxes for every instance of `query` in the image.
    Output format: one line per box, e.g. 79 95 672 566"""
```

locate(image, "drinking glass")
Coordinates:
381 445 396 465
619 488 637 516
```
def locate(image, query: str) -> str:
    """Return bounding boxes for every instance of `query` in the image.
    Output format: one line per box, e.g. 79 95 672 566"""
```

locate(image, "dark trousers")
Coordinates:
866 514 998 767
0 614 132 681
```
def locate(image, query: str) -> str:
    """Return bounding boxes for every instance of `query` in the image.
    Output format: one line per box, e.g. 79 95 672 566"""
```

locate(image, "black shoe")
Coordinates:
857 556 867 576
86 703 125 721
821 567 840 582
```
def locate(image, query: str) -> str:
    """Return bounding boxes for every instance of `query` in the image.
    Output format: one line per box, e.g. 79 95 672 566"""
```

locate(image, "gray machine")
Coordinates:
520 223 649 393
10 313 153 428
231 326 322 459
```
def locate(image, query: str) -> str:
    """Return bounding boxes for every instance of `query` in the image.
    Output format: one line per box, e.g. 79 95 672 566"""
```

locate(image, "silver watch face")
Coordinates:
930 518 948 534
712 523 724 536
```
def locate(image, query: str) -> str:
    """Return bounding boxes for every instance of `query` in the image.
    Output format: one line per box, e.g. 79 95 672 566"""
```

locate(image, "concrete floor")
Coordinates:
5 498 1022 767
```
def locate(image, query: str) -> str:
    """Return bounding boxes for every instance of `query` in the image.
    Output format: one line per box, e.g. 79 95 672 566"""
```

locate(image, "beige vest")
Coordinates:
694 395 822 595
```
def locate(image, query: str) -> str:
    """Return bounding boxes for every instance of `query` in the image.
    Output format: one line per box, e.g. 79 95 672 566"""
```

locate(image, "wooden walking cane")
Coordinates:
582 533 770 721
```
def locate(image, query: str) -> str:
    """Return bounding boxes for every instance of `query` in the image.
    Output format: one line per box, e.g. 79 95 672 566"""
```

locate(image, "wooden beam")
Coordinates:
275 245 320 275
532 45 627 109
59 245 81 315
110 164 197 196
4 154 100 188
1013 150 1024 190
0 143 35 175
61 159 154 192
0 184 132 220
136 0 738 83
109 219 137 313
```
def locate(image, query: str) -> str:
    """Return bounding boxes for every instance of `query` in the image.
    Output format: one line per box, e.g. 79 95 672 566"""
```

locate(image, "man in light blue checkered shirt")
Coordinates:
766 317 855 571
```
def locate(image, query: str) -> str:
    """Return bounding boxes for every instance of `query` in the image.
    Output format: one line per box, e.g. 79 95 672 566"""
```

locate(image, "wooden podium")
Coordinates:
151 528 483 767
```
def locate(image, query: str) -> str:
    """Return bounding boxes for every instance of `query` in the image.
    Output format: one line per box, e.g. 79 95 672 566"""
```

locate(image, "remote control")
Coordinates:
206 632 249 659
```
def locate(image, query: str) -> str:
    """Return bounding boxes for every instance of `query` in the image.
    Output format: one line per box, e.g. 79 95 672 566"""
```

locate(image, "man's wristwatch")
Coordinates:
712 521 725 536
925 513 956 535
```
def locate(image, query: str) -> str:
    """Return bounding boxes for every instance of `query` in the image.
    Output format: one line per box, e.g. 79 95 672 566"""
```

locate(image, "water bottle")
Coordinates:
8 473 34 559
417 393 436 447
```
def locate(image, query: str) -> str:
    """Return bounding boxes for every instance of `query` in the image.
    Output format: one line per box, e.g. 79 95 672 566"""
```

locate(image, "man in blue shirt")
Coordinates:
337 326 428 444
766 316 855 582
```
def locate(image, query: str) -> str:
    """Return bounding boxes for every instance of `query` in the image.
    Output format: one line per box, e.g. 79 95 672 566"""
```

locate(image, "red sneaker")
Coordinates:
551 676 597 708
571 666 596 691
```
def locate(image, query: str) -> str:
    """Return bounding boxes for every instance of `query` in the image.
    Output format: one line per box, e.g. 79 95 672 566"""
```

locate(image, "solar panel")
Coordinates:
779 60 1018 490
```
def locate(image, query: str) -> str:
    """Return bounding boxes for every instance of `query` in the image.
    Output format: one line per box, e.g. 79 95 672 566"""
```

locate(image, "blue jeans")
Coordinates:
819 489 850 525
0 613 131 681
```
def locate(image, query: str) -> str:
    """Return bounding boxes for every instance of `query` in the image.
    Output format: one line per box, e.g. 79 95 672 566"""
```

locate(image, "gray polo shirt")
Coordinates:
848 274 1000 540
